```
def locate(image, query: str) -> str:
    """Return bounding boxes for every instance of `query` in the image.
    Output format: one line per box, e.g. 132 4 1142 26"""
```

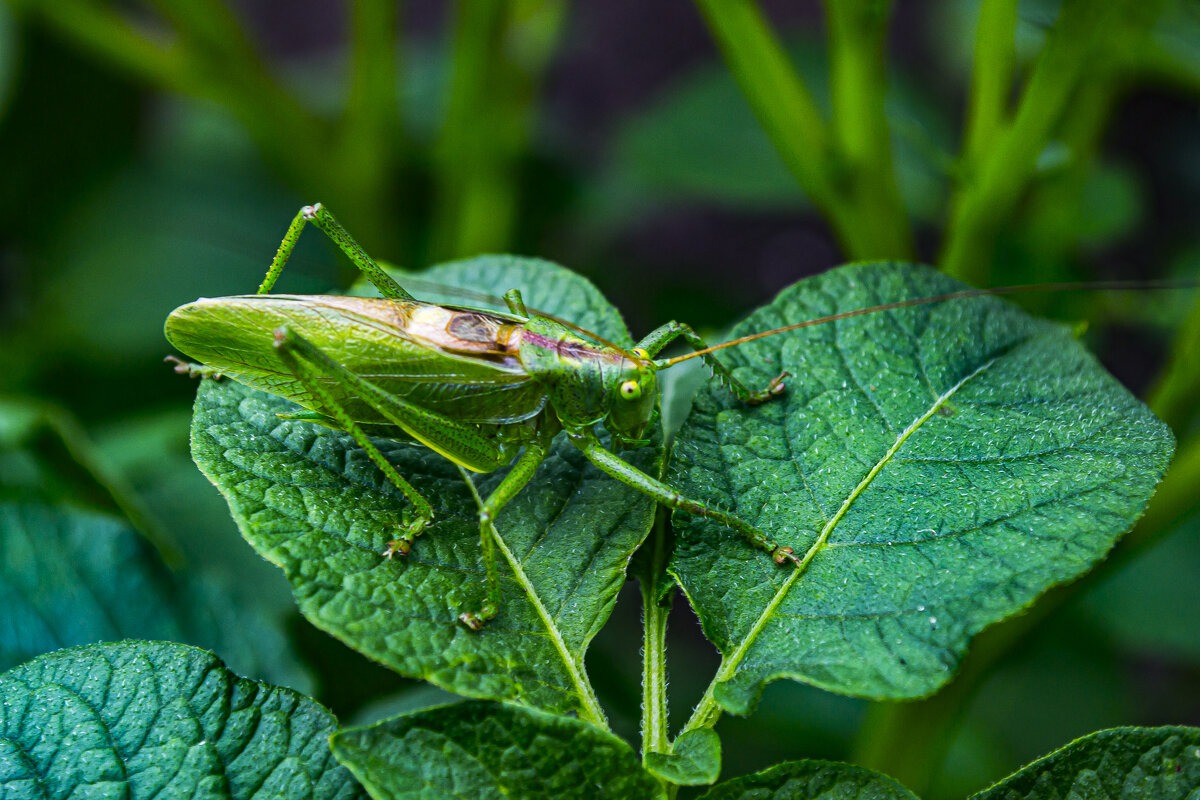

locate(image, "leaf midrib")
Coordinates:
690 358 994 722
458 467 608 729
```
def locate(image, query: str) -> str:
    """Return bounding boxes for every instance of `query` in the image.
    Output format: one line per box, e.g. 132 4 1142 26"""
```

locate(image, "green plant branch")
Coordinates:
939 0 1133 284
692 0 861 254
824 0 914 259
1149 293 1200 432
637 514 672 760
430 0 566 260
962 0 1018 165
851 425 1200 794
335 0 400 250
633 507 675 797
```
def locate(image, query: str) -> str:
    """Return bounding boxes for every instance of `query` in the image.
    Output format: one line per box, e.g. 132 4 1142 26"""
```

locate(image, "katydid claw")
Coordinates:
164 355 223 380
773 545 799 566
458 611 484 631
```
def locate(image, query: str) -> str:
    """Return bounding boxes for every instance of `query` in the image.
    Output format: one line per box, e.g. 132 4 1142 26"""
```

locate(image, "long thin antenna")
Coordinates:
659 279 1200 368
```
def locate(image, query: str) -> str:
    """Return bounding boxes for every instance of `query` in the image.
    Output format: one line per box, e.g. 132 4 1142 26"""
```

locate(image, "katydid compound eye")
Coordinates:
620 380 641 400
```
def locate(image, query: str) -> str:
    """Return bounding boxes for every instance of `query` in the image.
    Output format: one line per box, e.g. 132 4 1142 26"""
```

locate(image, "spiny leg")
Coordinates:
256 203 415 301
458 429 554 630
571 430 799 566
637 321 788 405
272 330 433 555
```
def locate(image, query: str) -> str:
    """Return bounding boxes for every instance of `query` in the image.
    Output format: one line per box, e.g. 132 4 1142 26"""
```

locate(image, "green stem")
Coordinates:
335 0 401 251
961 0 1018 165
430 0 566 260
1148 294 1200 431
692 0 857 254
852 428 1200 793
639 513 672 760
940 0 1129 283
824 0 914 258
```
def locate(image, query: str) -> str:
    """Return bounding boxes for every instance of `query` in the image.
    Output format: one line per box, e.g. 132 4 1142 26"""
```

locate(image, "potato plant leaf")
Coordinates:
0 641 363 799
971 727 1200 800
670 262 1175 707
645 728 722 786
331 700 663 799
188 257 658 719
0 495 304 689
697 760 918 800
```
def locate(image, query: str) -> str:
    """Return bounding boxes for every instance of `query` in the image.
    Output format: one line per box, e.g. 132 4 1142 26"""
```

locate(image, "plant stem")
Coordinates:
851 427 1200 793
430 0 566 260
336 0 401 251
824 0 913 259
639 514 672 760
692 0 853 252
961 0 1018 165
939 0 1127 284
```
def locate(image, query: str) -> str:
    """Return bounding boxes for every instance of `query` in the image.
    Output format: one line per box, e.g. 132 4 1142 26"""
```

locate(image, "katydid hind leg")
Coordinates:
638 321 788 405
458 431 553 630
272 329 435 555
573 430 799 566
256 203 415 301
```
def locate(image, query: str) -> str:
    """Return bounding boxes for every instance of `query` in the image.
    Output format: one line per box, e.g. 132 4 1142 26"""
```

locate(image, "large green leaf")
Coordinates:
331 700 662 799
697 760 918 800
0 641 363 799
0 500 309 689
669 262 1174 708
188 257 658 719
971 727 1200 800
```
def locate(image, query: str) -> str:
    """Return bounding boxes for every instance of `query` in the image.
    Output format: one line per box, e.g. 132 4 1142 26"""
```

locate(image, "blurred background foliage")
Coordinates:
0 1 1198 797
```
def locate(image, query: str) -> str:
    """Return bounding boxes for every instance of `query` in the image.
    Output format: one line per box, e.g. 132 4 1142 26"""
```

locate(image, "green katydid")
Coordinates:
165 204 1192 629
165 203 795 629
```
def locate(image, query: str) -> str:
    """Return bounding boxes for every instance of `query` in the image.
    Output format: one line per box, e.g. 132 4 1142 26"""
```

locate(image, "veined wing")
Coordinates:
165 295 547 425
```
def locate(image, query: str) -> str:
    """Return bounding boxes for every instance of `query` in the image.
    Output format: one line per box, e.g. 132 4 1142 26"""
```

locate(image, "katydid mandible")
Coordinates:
164 203 794 629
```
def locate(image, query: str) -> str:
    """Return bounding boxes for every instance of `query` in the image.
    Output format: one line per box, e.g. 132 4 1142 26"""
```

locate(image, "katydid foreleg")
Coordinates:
636 321 789 405
257 203 414 300
569 430 800 566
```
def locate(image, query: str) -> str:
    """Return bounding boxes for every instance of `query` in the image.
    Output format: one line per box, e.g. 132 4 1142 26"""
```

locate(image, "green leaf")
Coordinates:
971 727 1200 800
331 700 662 800
697 759 918 800
0 502 182 671
0 640 363 799
0 500 309 689
645 728 722 786
670 262 1175 707
188 256 658 720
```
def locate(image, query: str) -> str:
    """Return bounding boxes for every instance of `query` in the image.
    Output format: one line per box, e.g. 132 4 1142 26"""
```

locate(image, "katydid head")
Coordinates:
606 348 658 447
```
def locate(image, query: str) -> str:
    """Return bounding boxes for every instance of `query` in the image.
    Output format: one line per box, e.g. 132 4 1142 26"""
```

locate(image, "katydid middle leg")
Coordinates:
570 429 799 566
459 424 556 630
256 203 415 300
637 321 789 405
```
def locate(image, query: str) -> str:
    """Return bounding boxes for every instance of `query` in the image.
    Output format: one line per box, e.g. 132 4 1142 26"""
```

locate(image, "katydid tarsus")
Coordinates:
164 203 1191 629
